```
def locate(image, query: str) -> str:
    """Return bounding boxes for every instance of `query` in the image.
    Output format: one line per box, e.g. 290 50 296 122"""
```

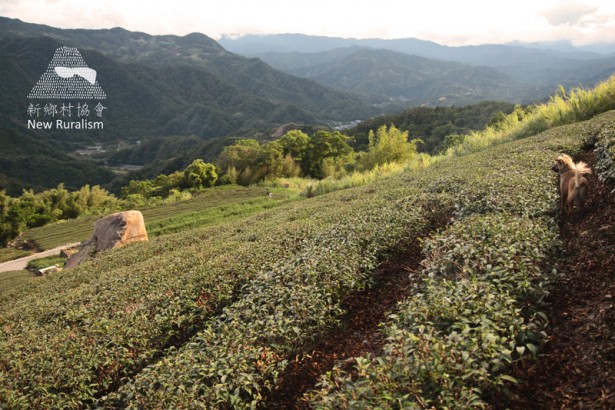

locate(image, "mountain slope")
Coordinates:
0 36 273 140
0 18 379 193
222 34 615 103
258 47 533 105
0 17 375 129
0 36 371 140
2 104 613 407
0 127 115 195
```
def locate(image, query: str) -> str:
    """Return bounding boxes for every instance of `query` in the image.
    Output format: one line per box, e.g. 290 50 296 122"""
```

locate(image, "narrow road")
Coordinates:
0 243 81 273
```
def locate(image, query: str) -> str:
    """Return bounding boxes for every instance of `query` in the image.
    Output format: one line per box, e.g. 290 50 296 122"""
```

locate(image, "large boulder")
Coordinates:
65 210 148 269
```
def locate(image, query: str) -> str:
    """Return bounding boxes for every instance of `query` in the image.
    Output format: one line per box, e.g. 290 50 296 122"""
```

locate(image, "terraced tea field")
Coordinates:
0 185 299 292
1 111 613 408
21 185 300 250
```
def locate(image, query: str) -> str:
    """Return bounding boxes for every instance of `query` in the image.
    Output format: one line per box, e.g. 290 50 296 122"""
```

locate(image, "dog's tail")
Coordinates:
573 160 592 188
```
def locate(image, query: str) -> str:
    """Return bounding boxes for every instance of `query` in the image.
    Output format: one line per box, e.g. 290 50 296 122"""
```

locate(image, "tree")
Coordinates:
302 130 353 178
183 159 218 189
487 111 510 130
121 180 156 199
436 133 466 153
217 139 265 185
362 124 420 170
152 171 185 197
278 130 310 162
87 185 119 213
0 190 8 220
217 139 262 173
0 190 15 246
280 154 302 177
260 141 284 179
217 139 289 185
44 184 70 219
17 189 51 227
0 183 122 246
219 166 238 185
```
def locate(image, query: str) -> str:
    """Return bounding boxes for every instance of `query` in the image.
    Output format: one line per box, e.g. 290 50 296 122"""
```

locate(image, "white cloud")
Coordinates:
2 0 615 46
535 1 615 45
541 1 598 26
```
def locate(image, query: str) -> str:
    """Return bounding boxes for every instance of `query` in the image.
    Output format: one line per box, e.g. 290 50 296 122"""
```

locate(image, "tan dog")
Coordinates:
551 154 592 218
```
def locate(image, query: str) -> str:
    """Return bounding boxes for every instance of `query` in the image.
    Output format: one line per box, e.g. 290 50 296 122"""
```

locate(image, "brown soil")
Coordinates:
502 152 615 409
264 237 425 409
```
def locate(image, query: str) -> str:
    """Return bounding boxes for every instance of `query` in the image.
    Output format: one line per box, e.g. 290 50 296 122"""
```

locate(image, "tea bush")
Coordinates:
310 218 559 408
2 110 614 408
0 172 436 408
312 279 527 409
421 214 559 304
100 187 432 408
592 124 615 187
308 112 615 409
0 205 322 408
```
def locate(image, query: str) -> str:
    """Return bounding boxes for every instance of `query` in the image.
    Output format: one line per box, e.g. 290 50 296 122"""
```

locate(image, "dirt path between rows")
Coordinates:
501 152 615 409
264 236 426 409
263 199 454 409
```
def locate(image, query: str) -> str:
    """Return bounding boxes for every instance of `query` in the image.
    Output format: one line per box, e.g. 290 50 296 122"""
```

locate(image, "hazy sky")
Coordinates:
2 0 615 46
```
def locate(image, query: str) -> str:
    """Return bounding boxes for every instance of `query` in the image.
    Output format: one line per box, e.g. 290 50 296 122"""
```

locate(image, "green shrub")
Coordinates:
421 214 559 303
100 188 431 408
306 112 615 409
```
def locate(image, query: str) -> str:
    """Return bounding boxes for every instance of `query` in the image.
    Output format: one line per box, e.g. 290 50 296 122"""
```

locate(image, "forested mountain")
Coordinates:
0 18 374 141
0 18 375 193
221 34 615 106
0 127 115 195
255 48 534 106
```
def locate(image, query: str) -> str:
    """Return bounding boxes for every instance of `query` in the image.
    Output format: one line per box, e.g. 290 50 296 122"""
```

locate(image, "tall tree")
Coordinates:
362 124 420 169
183 159 218 189
302 130 353 178
278 130 310 162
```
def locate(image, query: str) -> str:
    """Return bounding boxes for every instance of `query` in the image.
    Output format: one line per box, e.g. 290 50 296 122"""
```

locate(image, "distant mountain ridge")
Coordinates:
254 47 535 106
219 33 615 60
220 33 615 106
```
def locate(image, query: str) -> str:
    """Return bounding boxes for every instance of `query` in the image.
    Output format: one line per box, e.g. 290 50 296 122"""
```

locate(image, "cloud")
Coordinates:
2 0 615 47
540 1 599 26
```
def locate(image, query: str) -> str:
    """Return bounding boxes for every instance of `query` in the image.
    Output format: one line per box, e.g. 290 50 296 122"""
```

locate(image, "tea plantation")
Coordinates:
1 111 613 408
21 185 299 251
